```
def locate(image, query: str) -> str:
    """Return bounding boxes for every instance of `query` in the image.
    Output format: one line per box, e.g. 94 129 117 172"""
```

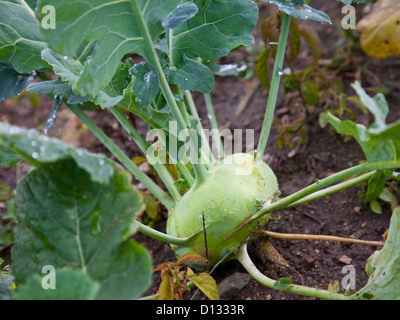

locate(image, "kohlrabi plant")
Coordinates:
0 0 399 300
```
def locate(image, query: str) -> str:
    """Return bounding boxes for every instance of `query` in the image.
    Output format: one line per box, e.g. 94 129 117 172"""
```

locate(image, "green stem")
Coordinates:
132 220 192 246
173 85 191 127
184 90 200 120
257 13 291 160
287 171 375 208
254 161 400 219
237 243 349 300
151 163 181 202
204 93 218 131
68 104 175 211
109 106 147 151
185 91 216 167
204 93 223 159
131 0 209 184
109 106 181 202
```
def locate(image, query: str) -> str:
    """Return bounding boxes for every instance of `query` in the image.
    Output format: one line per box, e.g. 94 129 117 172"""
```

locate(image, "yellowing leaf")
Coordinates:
186 268 220 300
156 275 174 300
357 0 400 59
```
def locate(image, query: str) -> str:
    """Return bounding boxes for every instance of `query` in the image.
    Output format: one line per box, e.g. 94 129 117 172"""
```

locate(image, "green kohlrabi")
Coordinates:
167 153 279 266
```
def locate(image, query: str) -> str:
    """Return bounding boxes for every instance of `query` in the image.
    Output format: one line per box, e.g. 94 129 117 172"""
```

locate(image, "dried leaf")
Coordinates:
357 0 400 59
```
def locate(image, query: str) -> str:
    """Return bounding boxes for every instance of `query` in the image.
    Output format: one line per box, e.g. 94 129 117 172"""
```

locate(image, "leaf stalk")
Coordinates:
237 243 349 300
257 13 291 160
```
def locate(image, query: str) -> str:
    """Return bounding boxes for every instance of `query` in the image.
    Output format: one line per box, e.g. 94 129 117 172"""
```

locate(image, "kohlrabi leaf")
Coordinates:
168 0 258 92
162 2 199 29
119 81 174 130
11 158 151 300
171 0 258 61
38 0 182 97
350 207 400 300
365 170 386 203
130 62 160 106
27 80 74 97
259 1 331 23
326 82 400 164
40 49 126 108
168 54 214 93
0 0 48 73
0 122 114 185
11 268 100 300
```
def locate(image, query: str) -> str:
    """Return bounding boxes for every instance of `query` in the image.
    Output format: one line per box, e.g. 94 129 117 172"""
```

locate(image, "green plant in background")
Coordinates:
0 0 399 301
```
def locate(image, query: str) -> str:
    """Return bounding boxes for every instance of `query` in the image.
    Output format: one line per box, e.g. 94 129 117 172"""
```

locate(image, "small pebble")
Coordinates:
339 255 352 265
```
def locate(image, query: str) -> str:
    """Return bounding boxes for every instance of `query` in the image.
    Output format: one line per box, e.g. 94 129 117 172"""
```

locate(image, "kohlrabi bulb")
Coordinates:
166 153 279 266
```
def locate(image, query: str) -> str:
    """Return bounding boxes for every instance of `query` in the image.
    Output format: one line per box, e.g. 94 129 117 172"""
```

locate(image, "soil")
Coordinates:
1 1 399 300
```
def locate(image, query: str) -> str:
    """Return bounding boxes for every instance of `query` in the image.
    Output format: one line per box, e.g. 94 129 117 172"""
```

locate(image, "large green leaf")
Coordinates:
130 62 159 106
11 158 152 300
326 82 400 164
38 0 258 96
11 268 100 300
171 0 257 61
167 0 258 92
0 0 48 73
168 54 215 93
350 207 400 300
259 1 331 23
38 0 182 97
0 122 114 184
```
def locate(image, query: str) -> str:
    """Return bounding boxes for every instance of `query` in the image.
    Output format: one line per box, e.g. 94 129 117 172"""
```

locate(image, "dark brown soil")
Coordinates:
1 0 399 301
